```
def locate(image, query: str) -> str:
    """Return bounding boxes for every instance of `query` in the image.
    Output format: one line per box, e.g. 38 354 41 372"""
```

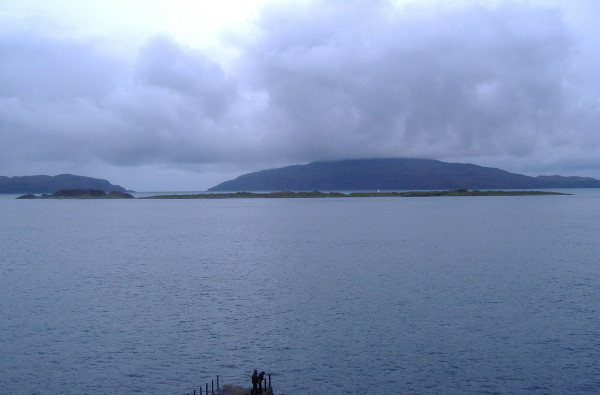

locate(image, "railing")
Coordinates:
187 373 273 395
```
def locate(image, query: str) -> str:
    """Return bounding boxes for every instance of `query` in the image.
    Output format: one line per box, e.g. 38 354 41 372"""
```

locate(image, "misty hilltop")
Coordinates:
208 158 600 192
0 174 127 194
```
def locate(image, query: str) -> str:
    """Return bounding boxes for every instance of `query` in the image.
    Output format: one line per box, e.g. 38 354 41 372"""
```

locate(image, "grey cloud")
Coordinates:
0 31 240 169
242 1 580 163
134 36 236 117
0 27 124 101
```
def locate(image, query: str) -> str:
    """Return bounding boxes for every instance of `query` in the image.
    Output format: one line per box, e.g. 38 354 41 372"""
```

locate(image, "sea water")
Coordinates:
1 191 600 394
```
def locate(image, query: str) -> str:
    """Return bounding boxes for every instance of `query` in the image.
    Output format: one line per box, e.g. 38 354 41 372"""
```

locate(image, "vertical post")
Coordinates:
194 390 196 395
200 387 203 395
217 375 219 390
211 379 214 394
206 383 208 395
269 374 271 388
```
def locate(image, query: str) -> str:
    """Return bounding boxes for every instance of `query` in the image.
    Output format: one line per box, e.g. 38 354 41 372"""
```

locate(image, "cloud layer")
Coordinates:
2 0 600 189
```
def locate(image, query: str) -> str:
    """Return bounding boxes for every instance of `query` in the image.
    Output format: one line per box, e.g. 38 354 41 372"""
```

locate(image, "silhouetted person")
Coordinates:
252 370 259 394
258 371 265 393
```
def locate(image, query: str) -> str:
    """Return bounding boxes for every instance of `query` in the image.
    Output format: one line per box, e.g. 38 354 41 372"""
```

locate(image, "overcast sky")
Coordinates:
1 0 600 191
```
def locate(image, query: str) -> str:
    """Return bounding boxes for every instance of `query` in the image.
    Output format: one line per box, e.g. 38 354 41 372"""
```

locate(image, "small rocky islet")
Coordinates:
16 189 135 199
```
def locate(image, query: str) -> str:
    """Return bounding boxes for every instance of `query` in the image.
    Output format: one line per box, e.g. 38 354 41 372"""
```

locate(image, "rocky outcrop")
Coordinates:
16 189 135 199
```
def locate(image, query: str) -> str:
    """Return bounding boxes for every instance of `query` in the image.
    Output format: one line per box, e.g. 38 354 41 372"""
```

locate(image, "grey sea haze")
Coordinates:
1 190 600 394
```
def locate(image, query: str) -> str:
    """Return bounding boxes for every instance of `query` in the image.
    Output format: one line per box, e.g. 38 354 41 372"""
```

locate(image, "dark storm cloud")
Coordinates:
242 0 580 163
2 0 600 189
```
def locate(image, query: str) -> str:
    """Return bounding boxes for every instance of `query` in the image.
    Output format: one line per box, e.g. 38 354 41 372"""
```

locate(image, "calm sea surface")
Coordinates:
1 191 600 394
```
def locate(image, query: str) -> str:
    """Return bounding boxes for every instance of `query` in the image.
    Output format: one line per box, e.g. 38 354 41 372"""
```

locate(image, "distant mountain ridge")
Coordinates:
0 174 127 194
208 158 600 191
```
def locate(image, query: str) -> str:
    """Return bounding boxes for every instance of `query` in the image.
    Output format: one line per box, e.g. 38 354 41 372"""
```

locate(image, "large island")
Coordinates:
208 158 600 191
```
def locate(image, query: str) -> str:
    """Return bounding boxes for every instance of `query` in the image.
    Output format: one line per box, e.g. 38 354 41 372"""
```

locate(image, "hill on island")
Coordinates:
0 174 127 194
208 158 600 191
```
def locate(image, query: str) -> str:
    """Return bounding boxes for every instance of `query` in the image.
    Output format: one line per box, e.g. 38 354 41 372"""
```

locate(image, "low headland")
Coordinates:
1 174 127 194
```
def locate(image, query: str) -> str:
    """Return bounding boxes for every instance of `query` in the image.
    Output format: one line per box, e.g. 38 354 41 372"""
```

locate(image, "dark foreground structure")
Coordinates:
214 384 273 395
188 374 274 395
